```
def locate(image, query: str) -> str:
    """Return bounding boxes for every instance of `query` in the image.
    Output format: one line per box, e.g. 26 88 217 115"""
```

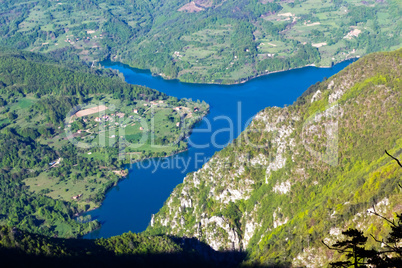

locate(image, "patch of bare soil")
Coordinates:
178 1 205 12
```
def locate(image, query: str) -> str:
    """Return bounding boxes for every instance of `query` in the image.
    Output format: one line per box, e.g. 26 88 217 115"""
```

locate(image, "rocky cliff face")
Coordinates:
148 50 402 266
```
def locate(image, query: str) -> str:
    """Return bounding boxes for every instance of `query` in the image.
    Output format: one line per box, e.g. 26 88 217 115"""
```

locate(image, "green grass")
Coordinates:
1 90 207 209
62 96 206 157
1 0 400 83
24 169 118 210
17 97 36 109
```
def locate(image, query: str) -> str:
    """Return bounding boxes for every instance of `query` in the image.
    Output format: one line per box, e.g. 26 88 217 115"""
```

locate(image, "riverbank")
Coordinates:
76 109 209 231
109 56 360 86
234 56 360 85
83 58 355 239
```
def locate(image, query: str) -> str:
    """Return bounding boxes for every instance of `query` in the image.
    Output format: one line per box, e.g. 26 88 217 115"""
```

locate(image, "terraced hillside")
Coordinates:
0 0 401 84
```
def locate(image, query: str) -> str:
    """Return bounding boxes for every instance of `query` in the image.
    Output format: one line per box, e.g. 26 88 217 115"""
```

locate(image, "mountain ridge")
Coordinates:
0 0 400 84
0 47 401 266
147 49 402 266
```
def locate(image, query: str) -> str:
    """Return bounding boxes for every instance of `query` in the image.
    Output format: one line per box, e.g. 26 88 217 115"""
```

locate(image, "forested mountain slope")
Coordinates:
0 225 219 268
0 48 207 238
0 0 400 84
147 49 402 266
0 224 245 267
1 48 401 268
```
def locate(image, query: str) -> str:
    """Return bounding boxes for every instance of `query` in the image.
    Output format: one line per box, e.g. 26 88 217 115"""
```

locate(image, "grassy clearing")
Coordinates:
64 95 207 156
2 0 400 83
0 91 207 207
24 169 118 210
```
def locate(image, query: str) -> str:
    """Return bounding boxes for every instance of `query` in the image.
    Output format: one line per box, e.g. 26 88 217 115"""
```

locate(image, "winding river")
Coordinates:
83 59 355 239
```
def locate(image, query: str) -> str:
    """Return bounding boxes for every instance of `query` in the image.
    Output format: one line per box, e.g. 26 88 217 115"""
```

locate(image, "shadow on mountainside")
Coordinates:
0 234 290 268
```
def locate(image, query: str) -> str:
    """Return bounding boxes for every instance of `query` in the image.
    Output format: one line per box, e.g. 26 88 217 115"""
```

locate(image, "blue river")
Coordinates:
83 60 355 239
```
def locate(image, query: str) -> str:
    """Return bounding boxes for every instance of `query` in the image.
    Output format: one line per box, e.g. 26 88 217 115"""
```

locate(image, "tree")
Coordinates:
323 228 374 268
368 212 402 267
163 62 178 78
7 111 17 120
365 150 402 267
385 150 402 168
325 150 402 267
0 98 6 106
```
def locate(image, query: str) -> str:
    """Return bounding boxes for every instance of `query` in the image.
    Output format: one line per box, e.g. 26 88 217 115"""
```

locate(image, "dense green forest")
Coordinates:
0 49 401 267
0 224 247 267
0 48 207 238
1 48 401 268
0 0 400 84
0 0 401 264
0 225 208 267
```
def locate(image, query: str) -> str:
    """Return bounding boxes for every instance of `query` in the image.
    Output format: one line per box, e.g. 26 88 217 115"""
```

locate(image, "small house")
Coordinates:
72 194 83 200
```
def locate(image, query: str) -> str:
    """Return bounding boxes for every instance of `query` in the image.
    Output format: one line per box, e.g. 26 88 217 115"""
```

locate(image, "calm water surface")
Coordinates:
83 60 355 239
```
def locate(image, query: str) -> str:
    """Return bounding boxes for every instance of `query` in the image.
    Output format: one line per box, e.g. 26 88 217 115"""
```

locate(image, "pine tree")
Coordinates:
367 151 402 267
323 228 375 268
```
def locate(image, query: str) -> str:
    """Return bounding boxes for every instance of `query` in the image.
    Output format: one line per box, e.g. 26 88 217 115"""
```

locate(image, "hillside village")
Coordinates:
66 98 208 152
